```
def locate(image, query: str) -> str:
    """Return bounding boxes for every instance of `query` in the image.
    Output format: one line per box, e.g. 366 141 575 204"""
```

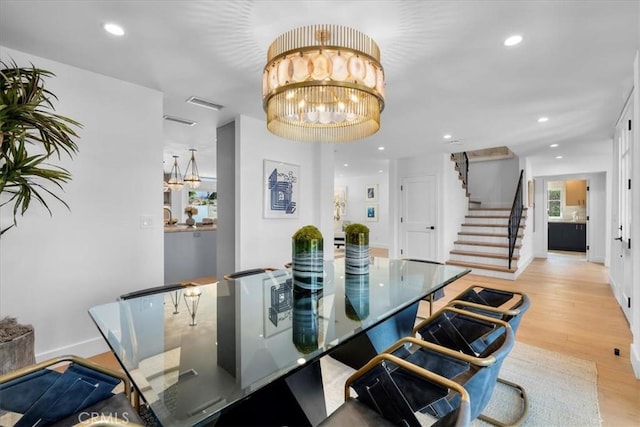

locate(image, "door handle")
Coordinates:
427 226 435 230
614 237 623 242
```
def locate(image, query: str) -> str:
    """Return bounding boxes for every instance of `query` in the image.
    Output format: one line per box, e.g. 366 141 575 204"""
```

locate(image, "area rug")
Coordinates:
321 341 602 427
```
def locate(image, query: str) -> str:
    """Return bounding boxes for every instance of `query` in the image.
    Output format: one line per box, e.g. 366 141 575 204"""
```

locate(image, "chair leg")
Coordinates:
477 377 529 427
428 294 434 316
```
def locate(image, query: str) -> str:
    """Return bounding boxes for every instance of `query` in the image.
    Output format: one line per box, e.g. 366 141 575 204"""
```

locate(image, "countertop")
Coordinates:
548 219 587 225
164 224 217 233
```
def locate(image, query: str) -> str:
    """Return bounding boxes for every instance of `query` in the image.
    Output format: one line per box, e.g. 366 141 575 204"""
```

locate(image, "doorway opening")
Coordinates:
546 179 587 261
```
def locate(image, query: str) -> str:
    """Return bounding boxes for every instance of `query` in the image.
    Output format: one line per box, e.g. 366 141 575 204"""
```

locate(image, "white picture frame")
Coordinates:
263 159 299 218
365 184 378 201
365 204 378 222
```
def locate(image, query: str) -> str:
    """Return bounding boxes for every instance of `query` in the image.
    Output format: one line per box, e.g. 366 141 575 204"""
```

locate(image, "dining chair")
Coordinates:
223 267 277 281
410 305 528 426
0 355 143 427
319 350 471 427
118 282 185 300
446 285 531 339
380 308 516 426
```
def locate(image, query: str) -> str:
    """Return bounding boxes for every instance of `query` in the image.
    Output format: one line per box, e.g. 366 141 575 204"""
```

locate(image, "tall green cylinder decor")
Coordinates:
292 289 321 354
292 225 324 291
344 223 370 274
345 273 370 321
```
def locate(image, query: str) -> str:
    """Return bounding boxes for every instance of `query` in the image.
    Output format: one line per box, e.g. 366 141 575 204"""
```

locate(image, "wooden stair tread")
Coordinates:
465 215 527 219
446 260 516 273
468 207 529 211
454 240 521 249
458 231 523 238
462 223 525 228
450 250 519 260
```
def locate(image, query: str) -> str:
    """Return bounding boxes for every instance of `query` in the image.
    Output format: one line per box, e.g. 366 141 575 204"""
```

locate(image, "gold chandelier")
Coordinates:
262 24 385 143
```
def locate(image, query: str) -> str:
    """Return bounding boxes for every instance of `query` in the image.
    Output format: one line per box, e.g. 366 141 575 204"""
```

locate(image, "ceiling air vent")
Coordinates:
163 115 197 126
186 96 224 111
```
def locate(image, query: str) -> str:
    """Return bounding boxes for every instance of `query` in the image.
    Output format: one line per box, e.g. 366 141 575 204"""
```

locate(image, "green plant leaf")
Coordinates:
1 59 81 236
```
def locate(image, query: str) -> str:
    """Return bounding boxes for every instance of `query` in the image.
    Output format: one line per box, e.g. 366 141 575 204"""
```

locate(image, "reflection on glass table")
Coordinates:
88 258 469 426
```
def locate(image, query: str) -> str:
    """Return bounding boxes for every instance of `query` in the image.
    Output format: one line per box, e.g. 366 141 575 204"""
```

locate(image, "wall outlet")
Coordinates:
140 215 154 229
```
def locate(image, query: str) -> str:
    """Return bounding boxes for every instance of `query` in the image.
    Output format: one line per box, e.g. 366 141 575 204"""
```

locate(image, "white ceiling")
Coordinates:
1 0 637 179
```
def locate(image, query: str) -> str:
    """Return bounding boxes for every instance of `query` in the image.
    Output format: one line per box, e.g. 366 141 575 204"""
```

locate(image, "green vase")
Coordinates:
345 228 369 274
292 225 324 291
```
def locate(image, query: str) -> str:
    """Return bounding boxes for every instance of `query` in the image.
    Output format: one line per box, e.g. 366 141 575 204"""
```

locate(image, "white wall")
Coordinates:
631 44 640 377
0 47 164 359
531 172 608 264
441 155 470 262
528 138 612 263
334 174 389 248
228 115 334 276
467 157 519 207
390 153 467 262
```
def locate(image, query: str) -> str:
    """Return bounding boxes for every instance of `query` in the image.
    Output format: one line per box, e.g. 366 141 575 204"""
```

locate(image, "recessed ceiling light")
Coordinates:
378 170 383 173
378 146 385 151
556 155 563 159
163 115 197 126
186 96 224 111
103 23 125 36
550 143 559 148
504 34 523 47
443 134 452 139
343 163 349 167
538 117 549 123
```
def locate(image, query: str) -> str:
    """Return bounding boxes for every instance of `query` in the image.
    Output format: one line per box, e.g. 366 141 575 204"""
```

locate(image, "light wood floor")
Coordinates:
91 250 639 426
421 252 639 427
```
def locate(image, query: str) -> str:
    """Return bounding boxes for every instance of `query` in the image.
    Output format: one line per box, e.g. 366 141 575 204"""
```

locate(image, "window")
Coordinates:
548 189 561 218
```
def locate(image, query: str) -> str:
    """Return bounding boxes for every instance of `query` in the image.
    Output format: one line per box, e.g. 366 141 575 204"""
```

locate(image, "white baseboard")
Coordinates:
513 255 534 280
631 343 640 379
35 336 109 362
370 243 389 249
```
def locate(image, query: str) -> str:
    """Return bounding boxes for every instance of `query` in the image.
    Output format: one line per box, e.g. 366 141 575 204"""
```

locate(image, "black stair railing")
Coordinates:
508 169 525 269
451 151 469 194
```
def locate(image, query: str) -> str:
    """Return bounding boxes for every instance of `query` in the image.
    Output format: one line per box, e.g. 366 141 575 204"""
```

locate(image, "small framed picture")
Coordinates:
365 204 378 222
365 184 378 201
263 159 299 219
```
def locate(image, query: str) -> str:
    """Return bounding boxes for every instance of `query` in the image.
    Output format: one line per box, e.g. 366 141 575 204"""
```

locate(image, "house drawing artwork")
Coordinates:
265 160 299 217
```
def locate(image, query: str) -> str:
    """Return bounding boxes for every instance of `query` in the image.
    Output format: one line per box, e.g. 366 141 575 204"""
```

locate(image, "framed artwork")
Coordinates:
263 159 299 218
263 273 293 338
365 184 378 201
365 204 378 222
527 180 534 207
334 186 347 221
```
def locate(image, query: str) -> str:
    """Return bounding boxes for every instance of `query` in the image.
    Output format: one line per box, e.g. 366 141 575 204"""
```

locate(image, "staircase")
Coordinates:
446 153 527 280
447 204 527 279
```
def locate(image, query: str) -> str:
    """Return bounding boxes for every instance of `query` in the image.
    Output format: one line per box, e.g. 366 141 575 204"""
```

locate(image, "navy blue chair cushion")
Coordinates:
1 363 120 427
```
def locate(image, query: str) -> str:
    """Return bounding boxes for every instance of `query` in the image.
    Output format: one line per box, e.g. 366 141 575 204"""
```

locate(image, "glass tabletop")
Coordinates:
88 258 469 426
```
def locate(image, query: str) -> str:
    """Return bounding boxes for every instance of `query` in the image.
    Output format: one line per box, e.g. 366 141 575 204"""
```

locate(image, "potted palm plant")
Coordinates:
0 59 81 373
1 59 81 235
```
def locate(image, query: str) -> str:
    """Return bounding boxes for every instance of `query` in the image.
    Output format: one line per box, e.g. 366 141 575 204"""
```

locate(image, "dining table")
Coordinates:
88 257 470 426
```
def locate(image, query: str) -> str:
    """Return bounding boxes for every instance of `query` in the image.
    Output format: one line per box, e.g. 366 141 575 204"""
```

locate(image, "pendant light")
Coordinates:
183 148 201 189
167 155 184 191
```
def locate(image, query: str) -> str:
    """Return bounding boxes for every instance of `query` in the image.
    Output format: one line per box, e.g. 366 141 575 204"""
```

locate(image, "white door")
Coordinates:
614 96 633 322
400 176 438 261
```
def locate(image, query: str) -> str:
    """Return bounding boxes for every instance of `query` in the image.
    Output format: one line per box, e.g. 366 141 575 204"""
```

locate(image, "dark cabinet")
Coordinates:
548 222 587 252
